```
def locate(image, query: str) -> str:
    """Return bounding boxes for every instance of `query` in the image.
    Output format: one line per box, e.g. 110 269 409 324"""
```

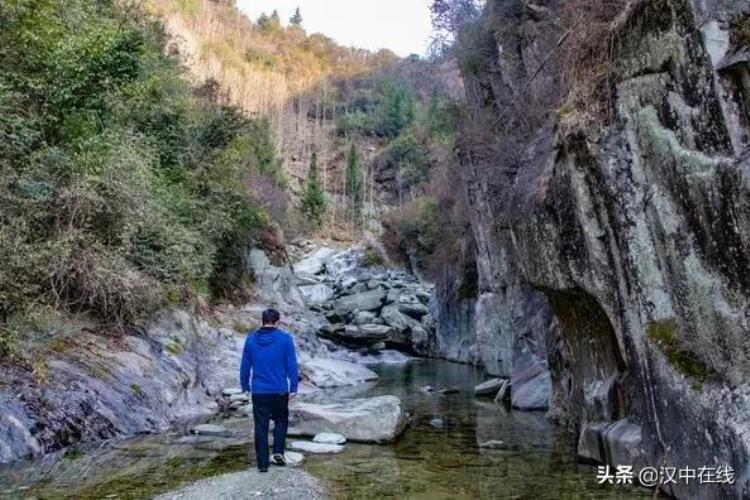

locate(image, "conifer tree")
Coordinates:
345 144 364 222
301 151 326 227
270 10 281 27
290 7 303 26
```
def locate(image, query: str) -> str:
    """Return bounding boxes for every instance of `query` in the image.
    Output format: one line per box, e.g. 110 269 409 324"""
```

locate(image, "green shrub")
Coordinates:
0 0 285 342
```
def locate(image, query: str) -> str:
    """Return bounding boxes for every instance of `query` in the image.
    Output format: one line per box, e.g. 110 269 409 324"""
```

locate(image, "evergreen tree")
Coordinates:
290 7 303 26
270 10 281 27
301 151 326 227
345 144 364 222
257 12 270 28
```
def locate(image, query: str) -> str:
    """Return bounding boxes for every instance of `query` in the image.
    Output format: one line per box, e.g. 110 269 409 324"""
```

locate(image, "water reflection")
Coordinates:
0 360 649 499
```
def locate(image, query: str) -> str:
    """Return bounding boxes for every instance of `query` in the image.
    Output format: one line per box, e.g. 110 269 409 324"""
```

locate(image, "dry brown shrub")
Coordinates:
558 0 629 122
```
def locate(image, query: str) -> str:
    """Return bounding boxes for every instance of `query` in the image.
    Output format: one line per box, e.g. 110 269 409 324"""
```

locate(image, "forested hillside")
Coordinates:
151 0 462 233
0 0 289 360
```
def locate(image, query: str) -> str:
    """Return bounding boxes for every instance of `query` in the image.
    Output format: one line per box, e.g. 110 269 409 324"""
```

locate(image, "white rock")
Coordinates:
191 424 230 437
293 247 338 275
284 450 305 466
299 357 378 389
313 432 346 445
289 395 407 443
289 441 345 454
474 378 505 397
222 388 243 396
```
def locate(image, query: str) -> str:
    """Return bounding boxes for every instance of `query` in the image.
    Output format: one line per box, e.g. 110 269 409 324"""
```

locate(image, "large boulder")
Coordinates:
511 353 551 411
293 247 337 275
299 284 334 305
333 289 386 317
299 357 378 388
289 395 407 443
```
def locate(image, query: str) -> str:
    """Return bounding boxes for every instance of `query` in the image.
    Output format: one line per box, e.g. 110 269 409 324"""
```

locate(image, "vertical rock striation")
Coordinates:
434 0 750 497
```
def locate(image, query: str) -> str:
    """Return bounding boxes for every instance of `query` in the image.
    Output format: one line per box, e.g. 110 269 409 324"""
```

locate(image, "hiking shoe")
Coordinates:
272 453 287 466
258 467 268 473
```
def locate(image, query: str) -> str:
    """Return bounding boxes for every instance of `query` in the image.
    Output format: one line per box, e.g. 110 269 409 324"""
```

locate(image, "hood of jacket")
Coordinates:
254 326 279 346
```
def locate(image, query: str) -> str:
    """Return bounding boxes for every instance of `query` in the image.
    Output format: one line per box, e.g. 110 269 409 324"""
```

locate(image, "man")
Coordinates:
239 308 299 472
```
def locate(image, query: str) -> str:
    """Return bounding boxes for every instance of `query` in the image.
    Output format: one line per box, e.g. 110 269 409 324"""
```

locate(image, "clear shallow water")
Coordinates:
0 360 649 499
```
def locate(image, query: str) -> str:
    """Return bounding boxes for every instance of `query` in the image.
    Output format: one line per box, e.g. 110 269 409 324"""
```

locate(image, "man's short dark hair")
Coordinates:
262 308 280 325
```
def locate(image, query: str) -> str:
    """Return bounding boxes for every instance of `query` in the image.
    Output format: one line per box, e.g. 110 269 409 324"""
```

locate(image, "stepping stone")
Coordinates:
191 424 231 437
479 440 505 449
438 386 460 395
289 441 345 454
284 451 305 466
474 378 505 397
313 432 346 445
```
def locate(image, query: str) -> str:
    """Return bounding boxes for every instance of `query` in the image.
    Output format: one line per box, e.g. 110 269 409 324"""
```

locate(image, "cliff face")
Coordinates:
435 0 750 497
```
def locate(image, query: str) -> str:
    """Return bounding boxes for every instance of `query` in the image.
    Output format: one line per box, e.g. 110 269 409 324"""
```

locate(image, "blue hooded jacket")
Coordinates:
239 327 299 394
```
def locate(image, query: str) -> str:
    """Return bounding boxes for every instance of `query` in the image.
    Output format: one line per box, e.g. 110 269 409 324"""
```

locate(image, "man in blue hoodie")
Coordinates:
239 308 299 472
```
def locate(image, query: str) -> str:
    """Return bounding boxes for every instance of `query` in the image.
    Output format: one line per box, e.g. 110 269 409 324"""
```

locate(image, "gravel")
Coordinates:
154 468 327 500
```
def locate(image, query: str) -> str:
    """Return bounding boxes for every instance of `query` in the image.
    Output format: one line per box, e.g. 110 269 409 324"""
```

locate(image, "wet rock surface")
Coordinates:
434 0 750 497
289 395 408 443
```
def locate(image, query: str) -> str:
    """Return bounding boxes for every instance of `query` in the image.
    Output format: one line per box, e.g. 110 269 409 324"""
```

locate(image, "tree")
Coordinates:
290 7 303 27
345 143 364 222
270 10 281 27
376 80 416 138
301 151 326 227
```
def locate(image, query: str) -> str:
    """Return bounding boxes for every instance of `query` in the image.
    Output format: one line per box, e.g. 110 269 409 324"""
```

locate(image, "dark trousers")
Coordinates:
251 393 289 469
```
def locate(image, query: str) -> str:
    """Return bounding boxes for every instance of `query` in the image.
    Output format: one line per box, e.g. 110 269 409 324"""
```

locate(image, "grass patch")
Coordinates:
647 319 710 388
130 383 144 398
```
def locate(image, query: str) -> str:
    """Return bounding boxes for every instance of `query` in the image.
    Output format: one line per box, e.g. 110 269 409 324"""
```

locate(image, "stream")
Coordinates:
0 360 649 499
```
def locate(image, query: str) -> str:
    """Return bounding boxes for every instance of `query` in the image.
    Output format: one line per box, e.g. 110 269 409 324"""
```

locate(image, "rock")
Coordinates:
191 424 231 437
398 302 430 319
478 440 505 449
511 361 551 411
299 357 378 388
284 450 304 466
380 304 420 334
494 380 511 404
438 386 460 395
293 247 337 275
333 289 386 317
222 388 243 396
289 395 407 443
228 401 247 410
313 432 346 445
299 284 334 305
344 324 395 342
154 468 326 500
429 418 445 428
352 310 379 325
229 393 250 402
419 385 435 394
474 378 506 397
577 422 609 464
295 273 321 286
289 441 344 454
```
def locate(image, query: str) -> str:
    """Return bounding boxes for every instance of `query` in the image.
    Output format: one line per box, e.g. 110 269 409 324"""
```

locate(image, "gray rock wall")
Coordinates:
438 0 750 497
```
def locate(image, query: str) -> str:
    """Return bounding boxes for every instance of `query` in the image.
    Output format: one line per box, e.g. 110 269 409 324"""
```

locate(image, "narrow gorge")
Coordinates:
1 0 749 498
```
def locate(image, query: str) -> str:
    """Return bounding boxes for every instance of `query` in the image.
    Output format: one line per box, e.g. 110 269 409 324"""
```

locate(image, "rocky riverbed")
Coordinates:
0 242 429 468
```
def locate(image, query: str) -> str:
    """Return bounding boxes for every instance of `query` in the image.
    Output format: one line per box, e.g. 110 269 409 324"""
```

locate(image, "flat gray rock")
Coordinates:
289 441 344 454
289 395 407 443
474 378 505 397
191 424 231 437
313 432 346 444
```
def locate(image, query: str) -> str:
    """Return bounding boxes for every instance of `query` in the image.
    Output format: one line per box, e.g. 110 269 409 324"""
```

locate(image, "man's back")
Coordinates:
240 326 299 395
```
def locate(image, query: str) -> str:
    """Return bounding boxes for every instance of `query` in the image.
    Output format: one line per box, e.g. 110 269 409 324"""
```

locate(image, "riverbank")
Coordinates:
154 468 327 500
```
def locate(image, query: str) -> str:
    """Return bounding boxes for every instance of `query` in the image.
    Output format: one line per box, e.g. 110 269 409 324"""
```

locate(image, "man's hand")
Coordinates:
288 393 297 400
